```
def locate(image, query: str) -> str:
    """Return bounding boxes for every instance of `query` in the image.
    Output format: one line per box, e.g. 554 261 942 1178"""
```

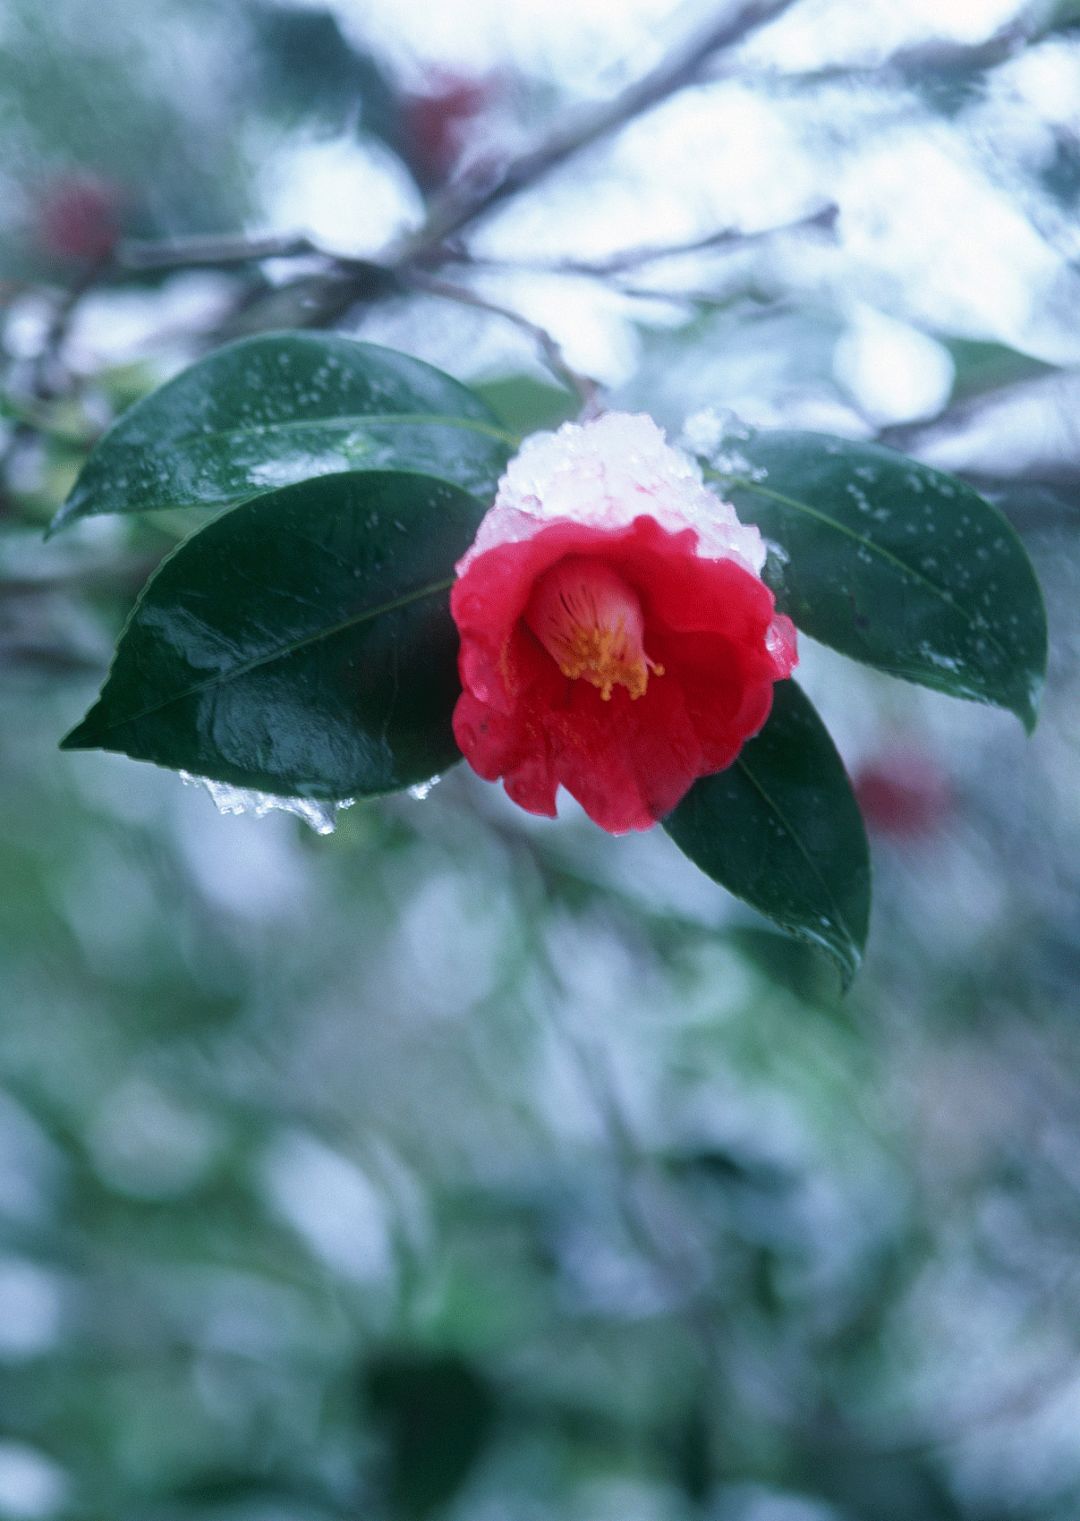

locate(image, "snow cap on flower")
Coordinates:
457 411 767 577
451 411 796 835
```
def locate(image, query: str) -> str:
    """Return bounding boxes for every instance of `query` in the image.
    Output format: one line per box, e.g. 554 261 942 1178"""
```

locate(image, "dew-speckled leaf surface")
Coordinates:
663 681 870 986
52 333 513 531
62 472 484 797
703 433 1047 730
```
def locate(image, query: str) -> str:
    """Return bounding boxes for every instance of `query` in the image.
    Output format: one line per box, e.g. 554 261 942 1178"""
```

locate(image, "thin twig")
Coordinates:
31 252 110 398
118 230 328 271
751 12 1033 95
447 203 838 280
0 254 110 478
407 272 603 414
606 282 740 308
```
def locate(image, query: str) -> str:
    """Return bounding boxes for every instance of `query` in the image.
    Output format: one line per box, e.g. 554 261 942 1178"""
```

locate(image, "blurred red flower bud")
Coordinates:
36 174 123 264
854 750 950 839
401 71 501 190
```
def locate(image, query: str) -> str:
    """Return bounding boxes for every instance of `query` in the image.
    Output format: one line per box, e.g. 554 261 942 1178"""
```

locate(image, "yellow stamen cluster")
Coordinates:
525 558 663 702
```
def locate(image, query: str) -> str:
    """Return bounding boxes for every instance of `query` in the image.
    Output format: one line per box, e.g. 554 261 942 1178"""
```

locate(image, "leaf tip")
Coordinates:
835 947 861 994
59 709 104 751
1014 679 1043 736
43 505 71 541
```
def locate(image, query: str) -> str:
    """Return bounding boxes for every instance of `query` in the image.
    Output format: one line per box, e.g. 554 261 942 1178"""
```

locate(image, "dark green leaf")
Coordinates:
51 332 513 532
61 471 484 797
942 337 1056 405
663 681 870 985
704 432 1047 730
364 1350 496 1519
668 1391 712 1503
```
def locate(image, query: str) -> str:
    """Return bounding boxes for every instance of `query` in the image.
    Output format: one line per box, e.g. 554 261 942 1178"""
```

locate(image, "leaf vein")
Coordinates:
128 412 517 452
88 576 455 736
732 752 861 963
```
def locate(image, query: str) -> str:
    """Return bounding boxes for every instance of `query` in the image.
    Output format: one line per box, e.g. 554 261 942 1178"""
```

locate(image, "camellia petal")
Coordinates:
450 412 797 834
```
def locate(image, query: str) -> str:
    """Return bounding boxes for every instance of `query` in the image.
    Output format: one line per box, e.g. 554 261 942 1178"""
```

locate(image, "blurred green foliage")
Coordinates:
3 1 1080 1519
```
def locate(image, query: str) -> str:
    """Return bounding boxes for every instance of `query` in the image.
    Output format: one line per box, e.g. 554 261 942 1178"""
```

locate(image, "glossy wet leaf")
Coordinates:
62 471 484 797
664 681 870 985
704 432 1047 730
51 332 513 532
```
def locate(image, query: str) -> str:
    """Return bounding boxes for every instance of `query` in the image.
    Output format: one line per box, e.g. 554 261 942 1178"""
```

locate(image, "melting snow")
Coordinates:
407 775 443 801
179 772 354 835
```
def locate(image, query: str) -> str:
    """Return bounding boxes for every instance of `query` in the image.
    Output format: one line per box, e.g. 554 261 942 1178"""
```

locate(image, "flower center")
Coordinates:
525 557 663 701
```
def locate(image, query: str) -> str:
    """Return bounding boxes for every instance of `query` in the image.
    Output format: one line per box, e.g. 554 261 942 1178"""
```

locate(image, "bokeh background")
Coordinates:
3 1 1080 1517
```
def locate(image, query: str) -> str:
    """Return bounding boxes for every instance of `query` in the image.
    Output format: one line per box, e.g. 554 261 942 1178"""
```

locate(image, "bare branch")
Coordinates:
118 230 327 271
561 202 838 276
443 203 837 282
2 0 802 450
401 0 805 252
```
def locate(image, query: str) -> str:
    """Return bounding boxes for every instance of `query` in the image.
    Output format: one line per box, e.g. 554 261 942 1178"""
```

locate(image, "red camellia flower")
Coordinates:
451 413 797 834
